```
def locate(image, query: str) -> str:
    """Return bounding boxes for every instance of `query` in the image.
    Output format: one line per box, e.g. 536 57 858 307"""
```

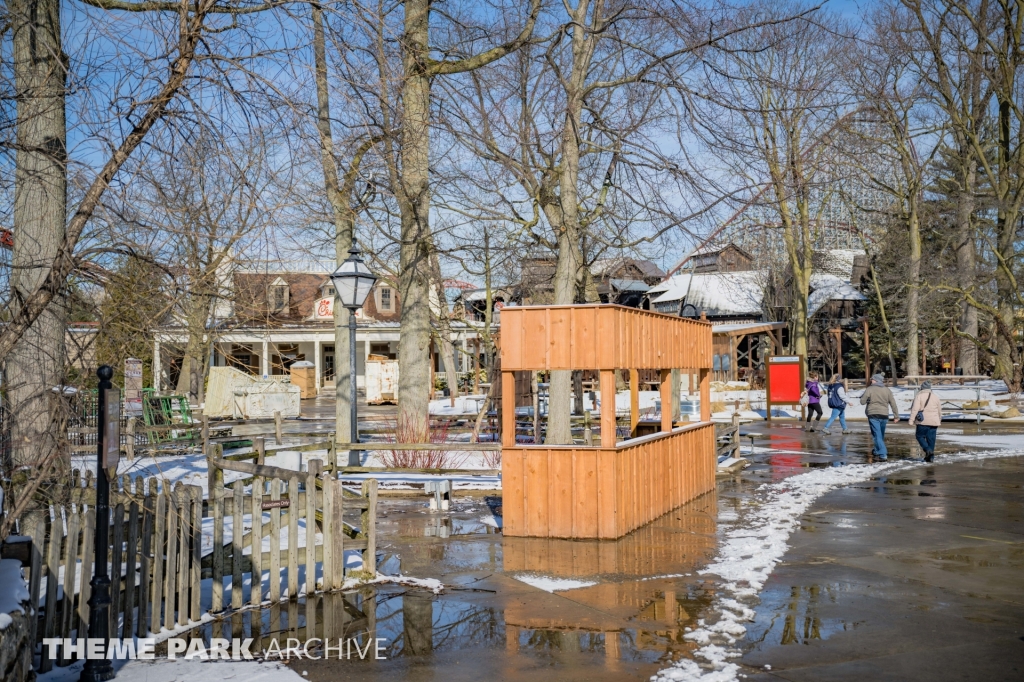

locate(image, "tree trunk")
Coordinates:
8 0 67 468
395 0 435 428
955 157 978 374
312 4 354 440
905 203 921 377
545 0 597 445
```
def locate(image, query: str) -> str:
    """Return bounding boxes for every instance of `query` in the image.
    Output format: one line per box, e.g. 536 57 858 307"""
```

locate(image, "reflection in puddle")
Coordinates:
173 494 724 680
747 584 863 648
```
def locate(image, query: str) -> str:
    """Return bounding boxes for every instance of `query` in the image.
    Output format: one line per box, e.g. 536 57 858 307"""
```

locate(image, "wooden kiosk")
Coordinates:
500 305 715 539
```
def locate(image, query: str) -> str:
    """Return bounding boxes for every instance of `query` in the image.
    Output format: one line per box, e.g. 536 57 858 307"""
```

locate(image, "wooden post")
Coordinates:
729 336 738 382
629 368 640 437
599 370 618 446
123 500 140 636
137 482 154 638
862 318 871 383
429 341 435 399
327 432 336 474
501 371 516 448
699 368 711 422
201 414 210 455
274 411 283 445
126 418 136 461
256 436 266 465
473 338 480 394
732 412 740 457
833 330 843 379
660 369 673 433
531 371 540 444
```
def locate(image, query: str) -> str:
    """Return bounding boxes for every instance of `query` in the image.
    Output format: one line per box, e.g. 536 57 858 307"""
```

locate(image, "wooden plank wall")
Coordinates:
502 423 715 539
500 305 712 371
503 490 716 576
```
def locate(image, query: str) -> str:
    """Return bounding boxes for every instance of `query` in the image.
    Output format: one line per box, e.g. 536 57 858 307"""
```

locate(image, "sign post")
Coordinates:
81 366 117 682
765 355 805 422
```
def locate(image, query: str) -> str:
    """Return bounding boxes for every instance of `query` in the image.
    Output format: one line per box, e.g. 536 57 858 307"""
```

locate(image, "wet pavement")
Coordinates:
204 418 1023 681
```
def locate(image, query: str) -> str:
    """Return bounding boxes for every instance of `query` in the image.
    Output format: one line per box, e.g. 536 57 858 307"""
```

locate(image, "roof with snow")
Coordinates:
649 270 766 316
807 273 867 316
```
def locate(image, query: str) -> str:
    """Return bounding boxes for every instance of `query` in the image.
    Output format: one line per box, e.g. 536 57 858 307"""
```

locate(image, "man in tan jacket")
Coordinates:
910 381 942 462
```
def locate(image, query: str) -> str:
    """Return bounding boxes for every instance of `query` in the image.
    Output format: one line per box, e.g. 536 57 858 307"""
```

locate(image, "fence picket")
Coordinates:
138 482 155 638
59 511 80 666
77 509 95 641
269 479 281 603
39 512 61 674
321 474 334 591
250 476 263 607
287 475 299 599
123 500 140 637
190 485 202 622
304 462 319 595
232 480 244 609
361 479 378 574
164 484 179 631
212 482 224 613
25 511 46 650
152 486 167 634
109 502 125 637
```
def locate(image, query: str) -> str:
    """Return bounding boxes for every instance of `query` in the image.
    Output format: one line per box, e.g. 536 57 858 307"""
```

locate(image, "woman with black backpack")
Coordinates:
821 374 852 435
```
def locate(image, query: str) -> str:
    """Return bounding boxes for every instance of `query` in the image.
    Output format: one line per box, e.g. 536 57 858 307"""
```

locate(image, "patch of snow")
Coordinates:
651 447 1024 682
511 574 598 592
37 658 305 682
0 559 31 630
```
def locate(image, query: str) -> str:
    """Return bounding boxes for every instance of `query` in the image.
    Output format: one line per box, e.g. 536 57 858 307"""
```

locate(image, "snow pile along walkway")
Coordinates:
652 447 1024 682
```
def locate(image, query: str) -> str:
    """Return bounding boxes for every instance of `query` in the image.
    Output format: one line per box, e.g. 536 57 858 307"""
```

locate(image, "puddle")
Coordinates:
157 494 722 680
745 584 865 649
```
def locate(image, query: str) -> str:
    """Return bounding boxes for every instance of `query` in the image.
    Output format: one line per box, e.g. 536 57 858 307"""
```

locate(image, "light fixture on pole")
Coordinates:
329 242 378 464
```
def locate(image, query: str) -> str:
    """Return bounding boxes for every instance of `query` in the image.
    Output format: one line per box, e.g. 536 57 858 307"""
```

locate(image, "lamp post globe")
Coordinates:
329 243 378 311
329 243 378 464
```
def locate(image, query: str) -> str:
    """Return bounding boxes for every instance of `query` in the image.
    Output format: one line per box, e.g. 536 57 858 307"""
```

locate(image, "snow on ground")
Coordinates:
510 575 598 592
651 446 1024 682
37 658 306 682
0 558 30 629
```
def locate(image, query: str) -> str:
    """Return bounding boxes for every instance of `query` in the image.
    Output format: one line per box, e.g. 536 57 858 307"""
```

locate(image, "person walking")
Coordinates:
909 381 942 462
821 374 852 435
860 373 900 460
804 372 824 431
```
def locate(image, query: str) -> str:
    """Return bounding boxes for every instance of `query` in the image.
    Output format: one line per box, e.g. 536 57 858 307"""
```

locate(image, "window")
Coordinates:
378 286 393 312
268 277 289 313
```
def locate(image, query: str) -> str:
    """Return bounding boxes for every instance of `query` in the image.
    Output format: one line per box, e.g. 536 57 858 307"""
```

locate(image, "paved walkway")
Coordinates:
740 455 1024 681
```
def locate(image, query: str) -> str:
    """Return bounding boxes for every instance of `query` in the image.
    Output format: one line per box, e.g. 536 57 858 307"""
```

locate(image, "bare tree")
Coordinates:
691 2 853 360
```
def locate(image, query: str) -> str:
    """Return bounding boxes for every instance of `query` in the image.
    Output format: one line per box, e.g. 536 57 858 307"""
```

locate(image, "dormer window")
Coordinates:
268 277 289 313
376 285 393 312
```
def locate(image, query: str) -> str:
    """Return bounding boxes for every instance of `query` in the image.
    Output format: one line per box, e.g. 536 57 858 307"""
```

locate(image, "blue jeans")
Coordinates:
824 407 847 430
868 416 889 457
915 425 937 453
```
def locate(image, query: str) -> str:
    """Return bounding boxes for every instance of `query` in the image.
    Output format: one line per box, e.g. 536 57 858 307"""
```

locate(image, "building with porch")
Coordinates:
152 266 486 394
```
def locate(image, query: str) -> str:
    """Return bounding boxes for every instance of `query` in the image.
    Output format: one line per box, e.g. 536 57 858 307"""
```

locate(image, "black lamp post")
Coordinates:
81 365 117 682
329 243 378 464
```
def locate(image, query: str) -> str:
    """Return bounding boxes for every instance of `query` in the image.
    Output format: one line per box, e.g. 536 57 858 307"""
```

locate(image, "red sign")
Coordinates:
765 355 805 421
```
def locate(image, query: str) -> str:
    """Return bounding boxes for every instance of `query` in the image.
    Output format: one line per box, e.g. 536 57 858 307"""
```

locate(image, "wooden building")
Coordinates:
499 304 715 539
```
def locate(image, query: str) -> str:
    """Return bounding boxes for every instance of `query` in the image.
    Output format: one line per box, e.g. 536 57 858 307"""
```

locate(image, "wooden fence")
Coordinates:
11 464 377 673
